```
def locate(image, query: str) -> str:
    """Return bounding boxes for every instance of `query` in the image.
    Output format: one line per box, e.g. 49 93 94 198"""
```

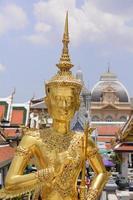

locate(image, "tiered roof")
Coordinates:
113 115 133 152
0 95 30 167
96 126 120 136
91 123 122 150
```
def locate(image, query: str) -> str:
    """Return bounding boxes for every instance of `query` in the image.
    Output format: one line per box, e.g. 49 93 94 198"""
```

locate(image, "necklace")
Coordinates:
40 128 74 152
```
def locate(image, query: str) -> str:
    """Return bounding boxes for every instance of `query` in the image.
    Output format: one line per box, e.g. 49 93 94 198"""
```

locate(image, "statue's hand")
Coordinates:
54 151 73 176
35 167 55 183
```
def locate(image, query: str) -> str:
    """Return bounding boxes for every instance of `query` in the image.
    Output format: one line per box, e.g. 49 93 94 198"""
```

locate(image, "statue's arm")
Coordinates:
5 134 54 191
86 137 110 200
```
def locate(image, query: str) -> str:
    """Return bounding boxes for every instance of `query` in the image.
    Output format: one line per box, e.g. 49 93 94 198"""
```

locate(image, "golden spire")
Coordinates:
56 11 73 72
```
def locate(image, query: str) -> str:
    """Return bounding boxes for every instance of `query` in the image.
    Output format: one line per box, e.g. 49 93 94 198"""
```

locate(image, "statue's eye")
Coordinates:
66 97 74 105
47 88 50 93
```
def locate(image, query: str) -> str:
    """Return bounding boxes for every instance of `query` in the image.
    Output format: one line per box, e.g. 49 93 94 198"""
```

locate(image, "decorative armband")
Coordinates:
16 146 30 157
86 187 99 200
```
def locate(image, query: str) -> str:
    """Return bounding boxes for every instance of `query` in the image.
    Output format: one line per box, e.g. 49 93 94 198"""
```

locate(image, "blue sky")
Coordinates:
0 0 133 102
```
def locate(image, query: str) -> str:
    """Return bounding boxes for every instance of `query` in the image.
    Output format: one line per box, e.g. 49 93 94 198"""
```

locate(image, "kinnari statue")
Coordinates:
0 12 110 200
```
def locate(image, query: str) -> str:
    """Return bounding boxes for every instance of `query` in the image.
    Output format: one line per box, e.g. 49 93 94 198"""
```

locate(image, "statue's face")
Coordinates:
46 86 79 121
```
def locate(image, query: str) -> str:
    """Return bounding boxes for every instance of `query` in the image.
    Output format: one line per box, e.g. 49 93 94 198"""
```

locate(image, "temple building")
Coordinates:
91 68 132 122
90 69 133 150
113 115 133 177
71 68 133 150
0 94 30 187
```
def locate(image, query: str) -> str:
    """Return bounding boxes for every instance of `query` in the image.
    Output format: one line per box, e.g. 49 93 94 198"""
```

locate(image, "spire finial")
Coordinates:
107 61 111 73
56 11 73 72
64 11 69 41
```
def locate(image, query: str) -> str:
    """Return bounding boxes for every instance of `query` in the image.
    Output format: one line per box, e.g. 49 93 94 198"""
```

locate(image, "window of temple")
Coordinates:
105 115 113 122
119 116 127 122
92 115 100 121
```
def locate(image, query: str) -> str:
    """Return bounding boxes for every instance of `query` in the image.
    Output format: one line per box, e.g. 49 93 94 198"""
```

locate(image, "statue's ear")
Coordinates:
76 99 80 111
44 96 52 115
44 97 48 106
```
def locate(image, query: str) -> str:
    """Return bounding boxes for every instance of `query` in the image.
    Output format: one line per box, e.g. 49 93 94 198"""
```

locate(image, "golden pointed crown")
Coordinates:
45 12 82 94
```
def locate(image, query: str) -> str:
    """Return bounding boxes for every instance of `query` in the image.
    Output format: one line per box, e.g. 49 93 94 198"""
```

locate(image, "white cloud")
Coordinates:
29 0 133 51
24 34 48 45
35 22 51 33
25 22 51 45
0 63 6 71
0 4 28 36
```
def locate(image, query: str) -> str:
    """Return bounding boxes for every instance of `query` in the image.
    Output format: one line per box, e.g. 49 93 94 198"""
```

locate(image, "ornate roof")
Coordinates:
96 126 120 136
118 115 133 141
112 115 133 151
91 70 130 102
114 143 133 152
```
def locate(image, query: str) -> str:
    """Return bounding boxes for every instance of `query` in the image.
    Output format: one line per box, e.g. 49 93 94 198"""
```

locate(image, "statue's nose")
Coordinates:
62 99 67 108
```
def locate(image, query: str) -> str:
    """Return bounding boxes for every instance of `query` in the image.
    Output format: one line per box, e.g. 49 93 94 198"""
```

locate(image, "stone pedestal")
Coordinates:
129 191 133 200
116 190 130 200
108 193 118 200
100 191 107 200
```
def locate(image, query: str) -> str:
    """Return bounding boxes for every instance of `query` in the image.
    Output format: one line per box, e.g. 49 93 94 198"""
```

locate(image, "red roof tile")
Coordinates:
11 110 24 125
96 126 120 136
105 143 112 149
114 143 133 152
4 129 17 137
97 136 115 142
0 105 6 119
0 145 15 164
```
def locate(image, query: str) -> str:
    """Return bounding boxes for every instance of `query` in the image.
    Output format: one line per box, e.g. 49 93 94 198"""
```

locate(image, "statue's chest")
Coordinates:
54 135 83 188
42 133 83 166
42 132 75 153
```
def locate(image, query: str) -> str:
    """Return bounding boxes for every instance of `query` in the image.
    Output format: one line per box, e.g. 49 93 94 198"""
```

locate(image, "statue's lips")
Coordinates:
59 110 69 116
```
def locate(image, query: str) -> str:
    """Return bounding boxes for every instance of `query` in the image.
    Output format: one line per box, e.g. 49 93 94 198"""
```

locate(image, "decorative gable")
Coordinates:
11 107 27 125
101 104 118 110
103 85 116 93
72 121 84 131
120 115 133 141
0 96 13 121
101 85 119 103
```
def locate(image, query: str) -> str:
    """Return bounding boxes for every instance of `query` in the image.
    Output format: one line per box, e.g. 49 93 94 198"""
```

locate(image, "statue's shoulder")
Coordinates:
39 128 52 139
19 128 42 147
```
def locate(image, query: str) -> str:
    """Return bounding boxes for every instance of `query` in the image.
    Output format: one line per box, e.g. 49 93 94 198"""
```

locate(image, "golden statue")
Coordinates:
0 12 110 200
